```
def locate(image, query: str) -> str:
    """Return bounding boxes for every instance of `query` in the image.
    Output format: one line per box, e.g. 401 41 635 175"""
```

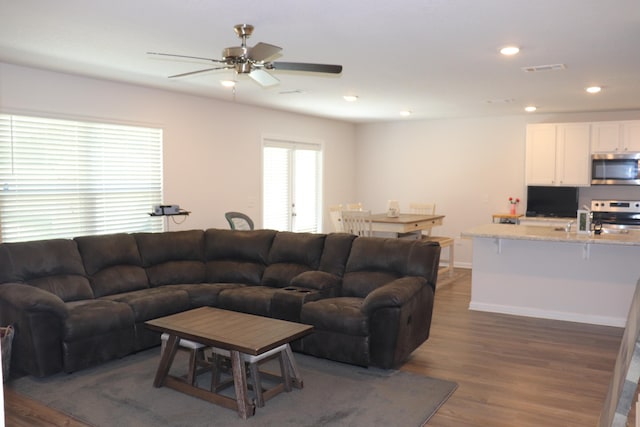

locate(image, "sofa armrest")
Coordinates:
0 283 68 318
361 277 426 315
290 271 342 291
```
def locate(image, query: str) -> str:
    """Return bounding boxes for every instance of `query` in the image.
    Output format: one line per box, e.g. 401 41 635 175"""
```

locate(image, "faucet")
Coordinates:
565 220 575 232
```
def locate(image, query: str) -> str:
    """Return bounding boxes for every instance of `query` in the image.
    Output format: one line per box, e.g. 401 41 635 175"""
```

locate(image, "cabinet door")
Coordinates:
623 121 640 151
591 122 621 152
557 123 591 186
526 124 557 185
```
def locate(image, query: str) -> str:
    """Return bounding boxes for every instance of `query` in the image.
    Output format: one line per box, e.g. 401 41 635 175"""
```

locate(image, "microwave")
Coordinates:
592 153 640 185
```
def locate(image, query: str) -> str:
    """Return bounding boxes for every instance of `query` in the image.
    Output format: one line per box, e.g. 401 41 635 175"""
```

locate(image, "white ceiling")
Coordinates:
1 0 639 123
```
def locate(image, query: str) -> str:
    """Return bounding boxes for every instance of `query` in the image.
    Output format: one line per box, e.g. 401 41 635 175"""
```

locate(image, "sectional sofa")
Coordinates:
0 229 441 378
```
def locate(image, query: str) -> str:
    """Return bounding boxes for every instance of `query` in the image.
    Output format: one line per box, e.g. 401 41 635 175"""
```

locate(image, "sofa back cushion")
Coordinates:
75 233 148 297
318 233 356 276
1 239 93 302
135 230 206 286
262 232 326 288
204 229 276 285
342 237 427 298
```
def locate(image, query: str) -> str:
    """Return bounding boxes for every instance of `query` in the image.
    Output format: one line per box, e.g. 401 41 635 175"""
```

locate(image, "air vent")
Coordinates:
279 89 306 95
521 64 566 73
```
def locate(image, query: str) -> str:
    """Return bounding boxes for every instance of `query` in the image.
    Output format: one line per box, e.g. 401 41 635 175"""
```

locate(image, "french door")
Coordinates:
262 138 322 232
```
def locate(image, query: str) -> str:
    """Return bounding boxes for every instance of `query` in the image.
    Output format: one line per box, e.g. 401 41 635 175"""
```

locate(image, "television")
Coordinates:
526 186 579 218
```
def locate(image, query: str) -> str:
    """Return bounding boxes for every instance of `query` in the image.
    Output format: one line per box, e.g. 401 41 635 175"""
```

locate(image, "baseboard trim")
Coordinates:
469 301 626 327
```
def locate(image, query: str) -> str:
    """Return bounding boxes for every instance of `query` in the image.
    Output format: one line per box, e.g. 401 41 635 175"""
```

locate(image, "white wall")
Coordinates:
0 62 357 233
355 111 640 267
3 62 640 266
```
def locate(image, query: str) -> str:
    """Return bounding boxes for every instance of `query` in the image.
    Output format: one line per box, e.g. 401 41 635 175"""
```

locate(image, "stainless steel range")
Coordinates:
590 200 640 230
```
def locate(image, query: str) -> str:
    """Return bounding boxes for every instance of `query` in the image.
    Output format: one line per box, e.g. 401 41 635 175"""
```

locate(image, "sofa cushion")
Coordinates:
169 283 244 308
63 299 135 341
205 229 276 284
262 232 326 287
135 230 206 286
342 238 414 298
2 239 93 302
101 287 190 322
300 297 368 336
75 233 148 297
217 286 277 317
318 233 356 276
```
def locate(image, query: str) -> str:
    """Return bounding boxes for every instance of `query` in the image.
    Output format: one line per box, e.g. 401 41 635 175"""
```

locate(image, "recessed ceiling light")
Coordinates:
343 95 358 102
220 80 236 88
525 106 537 112
399 110 412 117
500 46 520 56
586 86 602 94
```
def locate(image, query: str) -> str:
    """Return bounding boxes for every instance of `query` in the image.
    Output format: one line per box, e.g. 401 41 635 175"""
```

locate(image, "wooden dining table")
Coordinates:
368 213 445 238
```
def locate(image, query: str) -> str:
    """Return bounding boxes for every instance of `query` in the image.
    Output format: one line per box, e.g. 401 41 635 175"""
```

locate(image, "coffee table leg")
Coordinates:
154 334 179 387
283 344 304 388
230 350 255 419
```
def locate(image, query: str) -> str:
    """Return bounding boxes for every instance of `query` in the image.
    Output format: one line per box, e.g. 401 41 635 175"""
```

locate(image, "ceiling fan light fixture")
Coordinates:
343 95 358 102
500 46 520 56
220 80 236 88
399 110 412 117
586 86 602 94
524 105 537 112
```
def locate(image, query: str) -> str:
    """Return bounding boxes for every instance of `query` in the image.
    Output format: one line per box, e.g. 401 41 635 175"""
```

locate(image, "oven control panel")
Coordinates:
591 200 640 213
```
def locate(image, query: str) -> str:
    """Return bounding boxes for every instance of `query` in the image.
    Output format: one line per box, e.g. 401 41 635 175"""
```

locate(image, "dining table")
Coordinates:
368 213 445 238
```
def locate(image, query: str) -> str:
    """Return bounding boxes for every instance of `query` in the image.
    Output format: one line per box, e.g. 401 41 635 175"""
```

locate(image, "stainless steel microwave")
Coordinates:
592 153 640 185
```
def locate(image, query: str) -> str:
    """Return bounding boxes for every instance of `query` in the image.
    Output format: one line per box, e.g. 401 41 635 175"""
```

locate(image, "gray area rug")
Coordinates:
10 348 457 427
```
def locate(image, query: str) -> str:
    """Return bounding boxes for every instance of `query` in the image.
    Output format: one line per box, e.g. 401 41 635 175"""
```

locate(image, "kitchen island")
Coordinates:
462 223 640 327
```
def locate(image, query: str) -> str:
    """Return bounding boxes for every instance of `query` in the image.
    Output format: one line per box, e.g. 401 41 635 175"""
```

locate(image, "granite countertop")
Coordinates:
461 223 640 246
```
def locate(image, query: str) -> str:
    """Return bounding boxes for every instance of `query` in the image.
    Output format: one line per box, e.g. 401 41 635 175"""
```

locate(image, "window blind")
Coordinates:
0 114 163 242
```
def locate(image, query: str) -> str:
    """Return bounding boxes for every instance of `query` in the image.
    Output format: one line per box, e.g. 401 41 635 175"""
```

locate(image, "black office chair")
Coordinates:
224 212 254 230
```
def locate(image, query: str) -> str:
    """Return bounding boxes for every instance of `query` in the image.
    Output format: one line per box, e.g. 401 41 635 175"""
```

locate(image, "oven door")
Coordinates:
592 154 640 185
592 211 640 227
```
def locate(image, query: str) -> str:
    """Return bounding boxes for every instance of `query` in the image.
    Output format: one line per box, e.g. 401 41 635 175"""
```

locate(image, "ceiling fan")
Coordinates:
148 24 343 87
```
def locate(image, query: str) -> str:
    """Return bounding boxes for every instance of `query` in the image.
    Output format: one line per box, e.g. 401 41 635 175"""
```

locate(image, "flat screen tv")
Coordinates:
526 186 579 218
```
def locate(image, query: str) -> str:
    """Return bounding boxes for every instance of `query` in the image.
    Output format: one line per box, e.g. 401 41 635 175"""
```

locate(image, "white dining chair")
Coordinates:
345 202 363 211
409 203 454 277
341 210 372 237
329 204 344 232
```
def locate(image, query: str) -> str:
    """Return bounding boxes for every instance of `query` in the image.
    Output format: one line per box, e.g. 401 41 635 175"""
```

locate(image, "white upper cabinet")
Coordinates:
591 120 640 153
526 123 591 186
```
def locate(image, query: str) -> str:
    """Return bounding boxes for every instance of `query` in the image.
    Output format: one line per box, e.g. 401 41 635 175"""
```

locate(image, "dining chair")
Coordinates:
409 203 454 277
345 202 363 211
224 212 254 230
329 204 344 232
341 210 372 237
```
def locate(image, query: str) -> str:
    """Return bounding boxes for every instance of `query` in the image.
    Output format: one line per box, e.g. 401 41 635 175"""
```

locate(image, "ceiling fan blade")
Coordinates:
169 66 229 78
249 69 280 87
249 42 282 62
147 52 225 63
270 62 343 74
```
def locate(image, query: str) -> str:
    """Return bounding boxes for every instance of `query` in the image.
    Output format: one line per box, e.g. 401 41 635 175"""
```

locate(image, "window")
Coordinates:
262 138 322 232
0 114 163 242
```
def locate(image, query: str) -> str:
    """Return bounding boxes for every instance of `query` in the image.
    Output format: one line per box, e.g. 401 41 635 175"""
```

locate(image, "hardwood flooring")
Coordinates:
2 268 625 426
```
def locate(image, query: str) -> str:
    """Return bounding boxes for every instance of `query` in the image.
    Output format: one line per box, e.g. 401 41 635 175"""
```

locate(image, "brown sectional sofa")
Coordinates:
0 228 440 378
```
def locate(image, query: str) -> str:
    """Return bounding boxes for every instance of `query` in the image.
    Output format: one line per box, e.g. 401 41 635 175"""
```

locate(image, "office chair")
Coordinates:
224 212 254 230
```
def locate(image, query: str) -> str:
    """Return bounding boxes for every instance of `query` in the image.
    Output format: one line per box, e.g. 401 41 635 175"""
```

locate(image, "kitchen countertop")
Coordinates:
461 223 640 246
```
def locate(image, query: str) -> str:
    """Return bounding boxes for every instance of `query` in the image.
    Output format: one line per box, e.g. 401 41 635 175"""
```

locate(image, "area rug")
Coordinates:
10 348 457 427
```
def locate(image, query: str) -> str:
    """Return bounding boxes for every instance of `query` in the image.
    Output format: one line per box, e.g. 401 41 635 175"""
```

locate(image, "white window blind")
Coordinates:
0 114 163 242
263 139 322 233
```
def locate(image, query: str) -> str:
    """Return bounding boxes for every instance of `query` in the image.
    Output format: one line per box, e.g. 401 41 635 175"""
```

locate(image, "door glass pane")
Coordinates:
263 146 291 230
293 149 320 232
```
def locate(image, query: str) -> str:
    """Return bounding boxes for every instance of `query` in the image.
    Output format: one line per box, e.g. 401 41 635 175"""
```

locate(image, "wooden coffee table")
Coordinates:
145 307 313 419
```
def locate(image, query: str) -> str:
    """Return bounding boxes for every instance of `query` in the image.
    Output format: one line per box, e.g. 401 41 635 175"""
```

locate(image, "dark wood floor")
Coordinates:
3 268 625 426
